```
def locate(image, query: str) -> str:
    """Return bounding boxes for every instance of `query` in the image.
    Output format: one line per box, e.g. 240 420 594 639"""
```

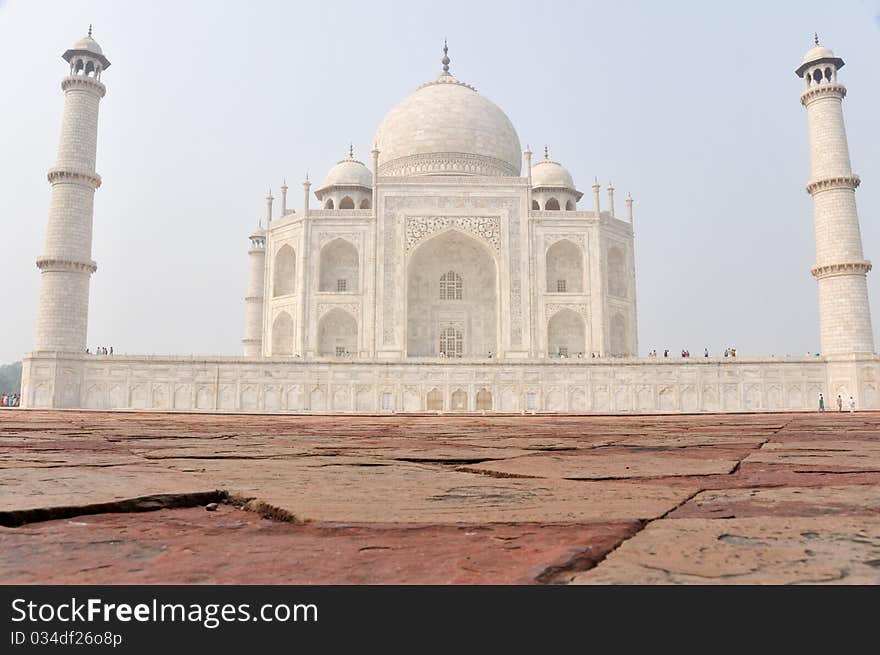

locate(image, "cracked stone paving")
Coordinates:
1 410 878 584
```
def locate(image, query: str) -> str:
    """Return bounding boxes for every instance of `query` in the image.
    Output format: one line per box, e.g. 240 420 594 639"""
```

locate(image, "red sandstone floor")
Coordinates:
1 410 878 584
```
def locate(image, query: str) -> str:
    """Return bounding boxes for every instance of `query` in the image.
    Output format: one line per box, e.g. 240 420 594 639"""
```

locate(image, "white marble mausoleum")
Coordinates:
20 34 880 413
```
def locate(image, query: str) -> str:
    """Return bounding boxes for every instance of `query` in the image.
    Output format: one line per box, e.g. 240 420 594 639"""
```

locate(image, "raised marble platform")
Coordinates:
20 352 880 413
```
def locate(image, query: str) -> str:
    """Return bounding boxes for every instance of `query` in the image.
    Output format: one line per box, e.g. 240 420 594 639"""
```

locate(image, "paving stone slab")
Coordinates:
670 485 880 518
0 506 640 584
0 466 214 514
744 440 880 470
572 516 880 584
215 463 691 523
457 448 747 480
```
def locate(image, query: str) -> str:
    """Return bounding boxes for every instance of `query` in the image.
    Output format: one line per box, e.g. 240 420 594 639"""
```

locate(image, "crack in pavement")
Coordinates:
0 491 227 528
533 521 643 584
548 426 784 584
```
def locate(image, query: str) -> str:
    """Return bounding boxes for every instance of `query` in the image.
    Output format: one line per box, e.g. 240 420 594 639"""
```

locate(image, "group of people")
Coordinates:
86 346 114 355
1 393 20 407
647 348 716 358
818 393 856 413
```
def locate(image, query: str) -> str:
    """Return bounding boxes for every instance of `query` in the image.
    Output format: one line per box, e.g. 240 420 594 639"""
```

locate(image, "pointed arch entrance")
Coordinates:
406 230 498 358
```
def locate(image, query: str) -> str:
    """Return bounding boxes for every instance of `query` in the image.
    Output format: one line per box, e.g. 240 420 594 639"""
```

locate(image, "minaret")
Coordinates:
242 223 266 356
797 37 874 356
33 28 110 353
592 177 601 217
265 189 274 223
523 145 533 187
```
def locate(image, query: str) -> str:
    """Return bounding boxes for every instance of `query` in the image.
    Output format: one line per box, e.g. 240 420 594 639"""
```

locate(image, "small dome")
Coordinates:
531 157 575 190
801 44 835 65
320 157 372 189
795 40 844 78
71 35 103 56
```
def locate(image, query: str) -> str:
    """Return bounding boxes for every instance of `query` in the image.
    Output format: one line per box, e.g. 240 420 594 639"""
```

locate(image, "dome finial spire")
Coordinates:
814 32 819 46
544 145 549 160
441 38 450 74
88 24 92 38
349 143 354 159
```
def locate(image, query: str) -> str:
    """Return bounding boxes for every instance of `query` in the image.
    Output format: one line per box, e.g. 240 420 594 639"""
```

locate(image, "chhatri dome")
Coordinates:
373 42 522 177
62 25 111 70
71 34 104 55
795 34 844 77
318 146 372 190
531 147 576 190
530 146 583 209
314 146 374 209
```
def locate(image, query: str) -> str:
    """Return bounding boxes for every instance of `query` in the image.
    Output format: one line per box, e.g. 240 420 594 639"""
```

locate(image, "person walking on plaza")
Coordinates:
849 396 855 414
837 394 843 412
818 393 825 412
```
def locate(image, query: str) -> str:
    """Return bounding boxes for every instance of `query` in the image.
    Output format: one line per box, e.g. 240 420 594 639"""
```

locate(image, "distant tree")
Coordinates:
0 361 22 394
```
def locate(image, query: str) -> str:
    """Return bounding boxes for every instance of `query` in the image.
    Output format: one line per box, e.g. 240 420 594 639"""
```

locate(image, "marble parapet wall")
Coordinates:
20 353 880 414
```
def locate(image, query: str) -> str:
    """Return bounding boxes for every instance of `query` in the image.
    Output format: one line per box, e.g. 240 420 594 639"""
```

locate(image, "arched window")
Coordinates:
359 198 371 209
273 244 296 297
546 239 584 293
439 271 462 300
475 388 493 410
610 312 627 355
565 200 575 210
317 308 358 357
607 246 627 298
531 200 539 210
319 238 359 292
339 196 355 209
545 198 560 210
427 388 443 410
439 326 463 358
85 61 95 77
324 198 334 209
272 312 294 356
547 309 586 359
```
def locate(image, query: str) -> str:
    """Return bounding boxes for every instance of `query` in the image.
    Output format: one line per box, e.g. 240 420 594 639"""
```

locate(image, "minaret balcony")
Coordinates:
61 75 106 97
800 82 846 105
810 261 872 279
805 174 860 195
47 167 101 188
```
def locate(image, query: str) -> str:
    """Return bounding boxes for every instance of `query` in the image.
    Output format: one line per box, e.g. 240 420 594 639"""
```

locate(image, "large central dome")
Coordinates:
373 60 522 177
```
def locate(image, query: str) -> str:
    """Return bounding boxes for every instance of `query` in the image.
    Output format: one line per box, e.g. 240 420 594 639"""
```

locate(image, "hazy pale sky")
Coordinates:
1 0 879 363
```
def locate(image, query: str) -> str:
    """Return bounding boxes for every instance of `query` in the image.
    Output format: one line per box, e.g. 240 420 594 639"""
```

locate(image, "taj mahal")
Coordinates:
20 32 879 414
